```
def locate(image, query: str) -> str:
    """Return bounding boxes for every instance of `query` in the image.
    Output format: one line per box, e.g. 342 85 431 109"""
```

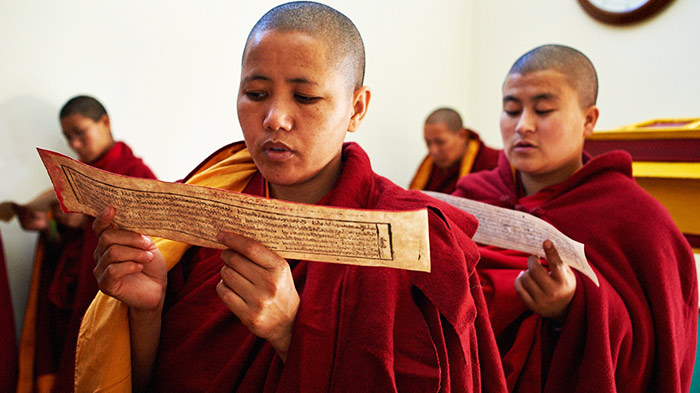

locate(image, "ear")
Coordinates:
347 86 371 133
99 114 111 129
582 105 599 138
457 127 469 141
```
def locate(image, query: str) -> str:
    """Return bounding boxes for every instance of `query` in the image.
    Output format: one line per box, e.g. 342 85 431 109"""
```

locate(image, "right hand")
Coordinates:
14 203 49 231
93 206 167 311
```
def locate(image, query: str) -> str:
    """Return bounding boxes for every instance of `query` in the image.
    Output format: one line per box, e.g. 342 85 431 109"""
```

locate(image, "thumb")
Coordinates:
543 239 569 280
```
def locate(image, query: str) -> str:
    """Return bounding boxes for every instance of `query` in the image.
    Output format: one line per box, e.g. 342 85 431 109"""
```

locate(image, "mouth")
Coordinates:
261 141 293 160
513 140 536 149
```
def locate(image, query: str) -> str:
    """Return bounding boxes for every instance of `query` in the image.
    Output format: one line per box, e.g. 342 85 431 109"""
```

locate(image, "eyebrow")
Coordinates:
242 74 318 85
503 93 557 104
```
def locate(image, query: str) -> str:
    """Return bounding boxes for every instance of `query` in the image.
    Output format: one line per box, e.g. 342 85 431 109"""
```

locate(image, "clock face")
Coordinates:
578 0 673 25
587 0 649 13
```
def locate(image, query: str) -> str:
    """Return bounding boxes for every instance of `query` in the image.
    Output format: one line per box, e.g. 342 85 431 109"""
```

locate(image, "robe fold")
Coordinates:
453 150 698 392
75 141 507 393
409 131 500 193
1 231 18 393
17 142 156 393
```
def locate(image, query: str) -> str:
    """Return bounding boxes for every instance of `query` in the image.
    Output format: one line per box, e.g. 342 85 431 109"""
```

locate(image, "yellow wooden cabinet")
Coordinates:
585 118 700 253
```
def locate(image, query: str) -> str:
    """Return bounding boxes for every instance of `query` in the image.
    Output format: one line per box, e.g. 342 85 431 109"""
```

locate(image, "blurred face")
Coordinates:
61 113 113 163
423 122 467 169
238 30 368 202
500 69 598 190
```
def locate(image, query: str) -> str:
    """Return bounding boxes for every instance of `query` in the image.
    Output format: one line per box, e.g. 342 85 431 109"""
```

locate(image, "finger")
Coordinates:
217 232 284 271
525 254 550 285
94 243 154 277
220 248 266 279
518 263 545 300
514 271 536 309
95 228 154 261
95 260 145 291
216 279 249 317
543 240 570 281
93 206 116 236
220 264 257 302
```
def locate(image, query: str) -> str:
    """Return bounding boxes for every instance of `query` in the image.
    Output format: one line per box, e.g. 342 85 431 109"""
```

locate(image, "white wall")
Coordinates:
1 0 698 338
0 0 473 338
466 0 700 147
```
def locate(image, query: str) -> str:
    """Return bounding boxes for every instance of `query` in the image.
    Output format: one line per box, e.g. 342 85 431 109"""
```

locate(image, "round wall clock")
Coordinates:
578 0 674 25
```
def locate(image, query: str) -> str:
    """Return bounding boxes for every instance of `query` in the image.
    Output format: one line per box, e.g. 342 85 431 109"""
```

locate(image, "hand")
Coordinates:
93 206 167 312
514 239 577 322
51 202 86 228
216 232 300 362
14 203 49 231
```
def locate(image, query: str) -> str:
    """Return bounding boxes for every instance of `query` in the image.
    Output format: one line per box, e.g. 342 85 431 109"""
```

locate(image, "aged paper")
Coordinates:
38 148 430 272
424 191 599 286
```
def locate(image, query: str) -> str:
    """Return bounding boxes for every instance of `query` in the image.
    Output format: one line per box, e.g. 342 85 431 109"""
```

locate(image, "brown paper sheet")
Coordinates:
424 191 599 286
38 148 431 272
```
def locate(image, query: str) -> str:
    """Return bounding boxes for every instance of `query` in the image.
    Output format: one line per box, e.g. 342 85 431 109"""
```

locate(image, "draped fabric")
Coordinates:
454 150 698 392
409 131 500 193
0 230 18 393
75 141 507 393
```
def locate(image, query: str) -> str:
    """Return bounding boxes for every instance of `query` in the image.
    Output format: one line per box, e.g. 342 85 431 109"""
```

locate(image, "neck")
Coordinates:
520 160 582 196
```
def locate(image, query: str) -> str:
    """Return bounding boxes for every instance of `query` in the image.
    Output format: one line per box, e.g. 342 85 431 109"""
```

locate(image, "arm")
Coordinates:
12 188 57 231
514 239 577 322
215 232 300 362
92 207 167 391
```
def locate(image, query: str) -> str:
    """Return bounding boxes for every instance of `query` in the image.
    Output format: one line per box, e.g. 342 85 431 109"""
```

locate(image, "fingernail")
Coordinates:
543 239 553 248
145 251 153 261
216 232 225 242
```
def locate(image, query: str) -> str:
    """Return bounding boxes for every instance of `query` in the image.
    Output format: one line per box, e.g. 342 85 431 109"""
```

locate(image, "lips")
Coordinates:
261 140 294 160
514 140 535 148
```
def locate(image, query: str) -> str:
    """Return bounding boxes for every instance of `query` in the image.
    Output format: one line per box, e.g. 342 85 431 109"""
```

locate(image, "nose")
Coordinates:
428 143 440 157
68 136 83 150
262 97 293 132
515 110 535 135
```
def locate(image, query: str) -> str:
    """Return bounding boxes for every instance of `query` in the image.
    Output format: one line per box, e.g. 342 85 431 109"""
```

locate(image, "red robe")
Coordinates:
453 150 698 392
17 142 156 393
0 231 18 393
150 142 507 392
410 131 500 194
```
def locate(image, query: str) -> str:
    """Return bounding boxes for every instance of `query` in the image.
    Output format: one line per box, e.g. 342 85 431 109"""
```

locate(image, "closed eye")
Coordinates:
245 91 268 101
294 94 321 104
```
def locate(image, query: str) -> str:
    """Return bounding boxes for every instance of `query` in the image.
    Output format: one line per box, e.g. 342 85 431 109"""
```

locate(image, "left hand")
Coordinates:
216 231 300 362
51 202 85 228
514 239 577 322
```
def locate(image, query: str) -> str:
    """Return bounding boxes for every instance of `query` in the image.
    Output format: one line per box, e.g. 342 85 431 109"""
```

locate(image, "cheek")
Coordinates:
500 118 514 139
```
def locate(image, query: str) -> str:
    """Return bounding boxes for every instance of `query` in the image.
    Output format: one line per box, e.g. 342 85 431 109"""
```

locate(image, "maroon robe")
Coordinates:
413 132 501 194
0 231 18 393
20 142 156 393
150 142 507 392
454 150 698 392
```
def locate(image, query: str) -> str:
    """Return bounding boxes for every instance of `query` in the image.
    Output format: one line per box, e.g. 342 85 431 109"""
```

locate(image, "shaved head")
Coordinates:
425 107 463 133
507 44 598 108
60 95 108 122
244 1 365 90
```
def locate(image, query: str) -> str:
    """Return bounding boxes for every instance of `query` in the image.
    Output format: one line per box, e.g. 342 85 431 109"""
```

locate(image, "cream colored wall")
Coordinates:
0 0 472 337
1 0 698 338
465 0 700 147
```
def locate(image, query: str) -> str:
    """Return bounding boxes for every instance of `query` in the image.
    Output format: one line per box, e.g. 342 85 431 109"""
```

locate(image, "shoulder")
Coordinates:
106 142 157 179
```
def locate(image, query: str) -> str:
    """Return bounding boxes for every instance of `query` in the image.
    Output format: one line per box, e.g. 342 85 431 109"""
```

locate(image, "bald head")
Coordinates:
425 108 463 133
244 1 365 90
59 95 108 121
507 44 598 108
